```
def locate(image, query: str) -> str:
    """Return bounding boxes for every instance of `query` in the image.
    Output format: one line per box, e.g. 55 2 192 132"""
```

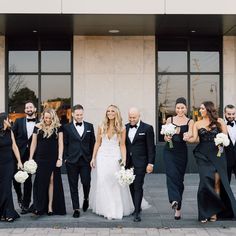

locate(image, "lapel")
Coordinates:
69 122 81 140
81 122 88 140
22 118 28 137
126 124 132 145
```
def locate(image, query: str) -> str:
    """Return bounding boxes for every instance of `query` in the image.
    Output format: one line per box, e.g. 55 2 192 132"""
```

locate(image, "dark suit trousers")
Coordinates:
66 157 91 210
227 157 236 183
129 168 145 214
13 148 32 208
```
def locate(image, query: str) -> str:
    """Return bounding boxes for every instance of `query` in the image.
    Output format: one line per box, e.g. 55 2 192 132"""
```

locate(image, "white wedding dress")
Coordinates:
90 134 134 219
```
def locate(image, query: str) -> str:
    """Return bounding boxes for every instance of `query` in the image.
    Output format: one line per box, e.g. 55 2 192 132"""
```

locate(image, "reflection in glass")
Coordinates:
41 51 71 73
9 51 38 72
190 52 219 72
190 75 219 121
158 74 187 126
41 75 71 125
158 52 187 72
8 75 38 122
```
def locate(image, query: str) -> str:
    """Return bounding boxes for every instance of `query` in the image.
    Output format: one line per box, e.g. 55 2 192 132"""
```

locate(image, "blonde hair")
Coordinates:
36 108 61 138
101 105 123 138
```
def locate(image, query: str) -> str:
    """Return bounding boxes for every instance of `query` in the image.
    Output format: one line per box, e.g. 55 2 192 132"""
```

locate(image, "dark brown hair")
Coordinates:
72 104 84 112
202 101 222 132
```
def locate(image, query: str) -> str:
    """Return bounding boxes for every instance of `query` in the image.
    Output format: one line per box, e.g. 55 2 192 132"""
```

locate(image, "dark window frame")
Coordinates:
156 36 223 143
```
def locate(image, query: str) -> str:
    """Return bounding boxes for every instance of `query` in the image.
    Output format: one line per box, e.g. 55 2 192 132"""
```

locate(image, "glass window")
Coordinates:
41 51 71 72
9 51 38 73
8 75 38 122
41 75 71 125
190 52 219 72
158 52 187 72
190 75 219 121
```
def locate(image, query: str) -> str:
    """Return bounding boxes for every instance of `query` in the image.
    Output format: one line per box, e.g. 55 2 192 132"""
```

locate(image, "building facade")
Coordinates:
1 0 236 172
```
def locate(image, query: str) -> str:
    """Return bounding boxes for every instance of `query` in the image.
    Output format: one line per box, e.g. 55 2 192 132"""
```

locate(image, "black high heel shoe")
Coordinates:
47 211 54 216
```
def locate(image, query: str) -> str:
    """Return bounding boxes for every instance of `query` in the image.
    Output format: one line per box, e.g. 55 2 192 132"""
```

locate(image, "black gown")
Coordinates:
194 127 236 221
0 129 20 220
32 126 66 215
163 118 189 210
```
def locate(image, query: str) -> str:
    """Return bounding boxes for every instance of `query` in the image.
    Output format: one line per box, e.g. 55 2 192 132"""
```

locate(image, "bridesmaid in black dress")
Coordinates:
163 97 194 220
29 108 66 215
185 101 236 223
0 112 23 222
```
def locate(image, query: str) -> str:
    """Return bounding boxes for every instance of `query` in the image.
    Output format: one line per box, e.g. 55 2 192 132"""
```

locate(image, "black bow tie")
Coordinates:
130 124 137 129
227 121 235 127
27 118 36 122
75 122 83 126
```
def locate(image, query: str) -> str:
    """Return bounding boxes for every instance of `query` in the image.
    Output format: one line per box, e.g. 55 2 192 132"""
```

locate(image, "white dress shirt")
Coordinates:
128 120 140 143
74 121 84 137
226 120 236 146
26 118 35 139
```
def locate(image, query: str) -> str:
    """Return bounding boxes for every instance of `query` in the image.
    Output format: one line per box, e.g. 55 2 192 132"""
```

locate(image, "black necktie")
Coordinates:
27 118 36 122
227 121 234 127
130 124 137 129
76 122 83 126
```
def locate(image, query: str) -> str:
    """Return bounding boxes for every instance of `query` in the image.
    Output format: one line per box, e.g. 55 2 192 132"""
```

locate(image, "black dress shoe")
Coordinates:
47 211 54 216
73 210 80 218
174 215 181 220
20 206 29 215
133 213 141 222
82 199 89 212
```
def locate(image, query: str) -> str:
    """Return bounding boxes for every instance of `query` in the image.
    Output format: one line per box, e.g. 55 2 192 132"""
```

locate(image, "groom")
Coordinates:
125 107 155 222
63 104 95 218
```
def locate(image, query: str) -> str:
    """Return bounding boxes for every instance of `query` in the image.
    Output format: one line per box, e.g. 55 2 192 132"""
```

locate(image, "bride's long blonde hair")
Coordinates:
101 105 123 138
36 108 61 138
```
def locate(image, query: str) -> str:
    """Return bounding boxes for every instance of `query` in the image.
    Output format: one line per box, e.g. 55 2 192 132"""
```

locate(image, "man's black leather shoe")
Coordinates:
73 210 80 218
133 213 141 222
82 200 89 212
20 206 29 215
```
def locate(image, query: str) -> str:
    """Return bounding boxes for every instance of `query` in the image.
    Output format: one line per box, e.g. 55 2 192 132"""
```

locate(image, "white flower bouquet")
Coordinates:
23 160 38 174
115 166 135 187
214 133 230 157
160 123 177 148
14 170 29 183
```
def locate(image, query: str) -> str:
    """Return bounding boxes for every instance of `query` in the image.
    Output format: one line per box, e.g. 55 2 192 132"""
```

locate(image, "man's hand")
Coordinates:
146 164 153 173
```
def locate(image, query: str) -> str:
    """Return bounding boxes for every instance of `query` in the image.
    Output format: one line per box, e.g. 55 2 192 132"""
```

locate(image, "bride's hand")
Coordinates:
90 159 96 168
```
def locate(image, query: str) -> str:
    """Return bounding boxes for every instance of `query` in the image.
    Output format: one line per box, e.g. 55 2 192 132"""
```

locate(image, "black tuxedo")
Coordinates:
63 121 95 210
12 117 36 208
125 121 155 215
225 133 236 183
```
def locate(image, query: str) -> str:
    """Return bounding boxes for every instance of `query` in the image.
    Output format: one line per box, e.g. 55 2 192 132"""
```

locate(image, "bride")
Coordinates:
90 105 134 219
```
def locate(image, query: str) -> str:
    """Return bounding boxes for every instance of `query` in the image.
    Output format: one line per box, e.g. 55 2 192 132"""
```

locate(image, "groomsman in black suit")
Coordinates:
12 101 37 214
224 104 236 182
125 107 155 222
63 104 95 218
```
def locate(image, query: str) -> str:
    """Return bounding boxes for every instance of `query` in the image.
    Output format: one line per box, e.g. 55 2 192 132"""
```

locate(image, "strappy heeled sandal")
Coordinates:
200 219 208 223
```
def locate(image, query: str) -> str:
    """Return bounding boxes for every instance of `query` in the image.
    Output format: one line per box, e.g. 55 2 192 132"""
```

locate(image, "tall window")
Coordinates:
157 37 222 141
7 36 72 124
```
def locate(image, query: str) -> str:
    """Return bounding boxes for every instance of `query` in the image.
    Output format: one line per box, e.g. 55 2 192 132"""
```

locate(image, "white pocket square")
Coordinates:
87 130 91 132
139 133 145 135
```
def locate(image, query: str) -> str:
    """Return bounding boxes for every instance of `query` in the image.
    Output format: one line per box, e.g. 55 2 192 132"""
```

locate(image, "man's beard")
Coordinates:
26 111 34 117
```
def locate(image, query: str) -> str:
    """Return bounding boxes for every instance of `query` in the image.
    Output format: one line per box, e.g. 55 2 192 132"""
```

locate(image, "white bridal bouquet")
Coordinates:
160 123 177 148
214 133 230 157
115 166 135 187
23 160 38 174
14 170 29 183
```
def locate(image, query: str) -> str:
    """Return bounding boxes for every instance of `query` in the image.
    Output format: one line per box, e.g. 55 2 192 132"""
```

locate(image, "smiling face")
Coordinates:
225 107 236 122
199 104 207 117
106 106 116 120
72 109 84 123
175 103 187 117
25 102 36 117
43 112 52 126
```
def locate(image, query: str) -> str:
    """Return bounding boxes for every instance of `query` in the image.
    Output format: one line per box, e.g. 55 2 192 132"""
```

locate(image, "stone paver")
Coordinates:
0 174 236 235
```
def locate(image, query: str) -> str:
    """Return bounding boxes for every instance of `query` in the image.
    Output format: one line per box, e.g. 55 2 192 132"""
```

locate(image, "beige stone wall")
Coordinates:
0 36 5 112
73 36 156 130
223 36 236 107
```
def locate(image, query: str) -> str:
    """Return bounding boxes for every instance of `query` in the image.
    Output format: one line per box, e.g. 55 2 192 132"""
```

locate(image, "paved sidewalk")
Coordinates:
1 174 236 235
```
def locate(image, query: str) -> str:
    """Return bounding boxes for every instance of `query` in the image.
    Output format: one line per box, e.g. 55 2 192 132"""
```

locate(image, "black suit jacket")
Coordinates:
63 121 95 163
125 121 155 171
225 136 236 168
12 117 36 158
